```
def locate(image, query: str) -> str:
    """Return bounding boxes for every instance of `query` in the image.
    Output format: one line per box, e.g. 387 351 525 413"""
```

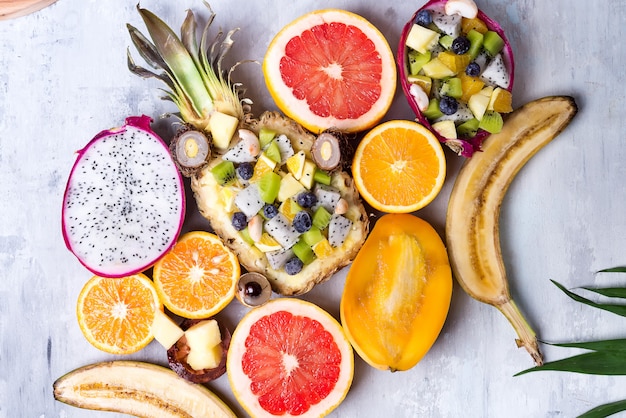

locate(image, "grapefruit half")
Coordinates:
227 298 354 417
263 9 397 134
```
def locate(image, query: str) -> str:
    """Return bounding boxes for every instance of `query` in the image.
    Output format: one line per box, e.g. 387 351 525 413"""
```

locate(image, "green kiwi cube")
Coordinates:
312 206 332 230
457 118 481 137
313 169 332 186
302 227 324 246
422 98 444 120
292 239 316 264
264 140 282 163
408 50 432 75
259 171 281 203
441 77 463 99
259 127 276 148
466 29 484 60
483 31 504 57
438 34 454 50
478 110 503 134
211 160 236 186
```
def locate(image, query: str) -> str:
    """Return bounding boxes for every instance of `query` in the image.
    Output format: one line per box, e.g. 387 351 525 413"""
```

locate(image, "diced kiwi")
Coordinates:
408 50 431 75
440 77 463 99
264 140 282 163
483 31 504 57
302 227 324 246
259 127 276 148
313 169 332 186
438 34 454 50
258 171 281 203
478 110 503 133
292 239 316 264
211 160 236 186
466 29 484 60
423 98 444 120
457 118 481 137
312 206 332 230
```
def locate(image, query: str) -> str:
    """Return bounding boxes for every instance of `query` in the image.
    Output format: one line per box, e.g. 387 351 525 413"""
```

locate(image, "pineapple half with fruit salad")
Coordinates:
127 4 368 295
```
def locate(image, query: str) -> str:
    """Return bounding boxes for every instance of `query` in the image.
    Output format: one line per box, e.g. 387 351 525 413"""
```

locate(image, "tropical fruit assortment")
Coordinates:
55 0 580 416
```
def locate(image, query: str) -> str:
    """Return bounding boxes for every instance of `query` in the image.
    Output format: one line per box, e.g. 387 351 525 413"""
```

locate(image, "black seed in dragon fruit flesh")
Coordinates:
237 162 254 180
296 191 317 208
263 203 278 219
439 96 459 115
293 211 312 233
284 257 304 275
451 36 471 55
414 9 432 27
231 212 247 231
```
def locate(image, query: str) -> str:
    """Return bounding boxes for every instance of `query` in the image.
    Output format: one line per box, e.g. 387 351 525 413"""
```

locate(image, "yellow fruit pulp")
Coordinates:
340 214 452 371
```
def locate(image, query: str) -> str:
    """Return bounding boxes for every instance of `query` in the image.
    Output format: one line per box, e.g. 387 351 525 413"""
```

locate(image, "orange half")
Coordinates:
153 231 240 319
352 120 446 213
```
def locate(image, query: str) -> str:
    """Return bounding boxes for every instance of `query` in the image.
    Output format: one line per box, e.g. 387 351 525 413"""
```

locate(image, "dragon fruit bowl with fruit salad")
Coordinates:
398 0 514 157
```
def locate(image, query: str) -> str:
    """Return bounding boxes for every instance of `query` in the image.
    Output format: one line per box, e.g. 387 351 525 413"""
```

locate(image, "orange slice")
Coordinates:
76 273 160 354
153 231 240 319
352 120 446 213
263 9 396 133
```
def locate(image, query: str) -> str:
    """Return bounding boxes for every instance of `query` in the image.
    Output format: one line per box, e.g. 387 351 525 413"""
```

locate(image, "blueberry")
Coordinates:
465 62 481 77
263 203 278 219
284 257 304 275
414 9 432 27
236 162 254 181
439 96 459 115
293 211 312 233
296 191 317 208
451 36 471 55
231 212 247 231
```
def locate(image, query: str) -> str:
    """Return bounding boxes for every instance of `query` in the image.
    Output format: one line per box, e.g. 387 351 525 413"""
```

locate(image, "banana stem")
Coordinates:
497 299 543 366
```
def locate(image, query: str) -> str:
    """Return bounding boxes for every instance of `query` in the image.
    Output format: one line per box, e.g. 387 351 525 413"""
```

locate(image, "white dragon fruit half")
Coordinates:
480 53 510 89
328 214 352 247
62 115 185 277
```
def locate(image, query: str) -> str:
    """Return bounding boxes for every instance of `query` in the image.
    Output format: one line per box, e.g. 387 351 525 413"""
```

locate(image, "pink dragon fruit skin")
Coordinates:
398 0 515 157
62 115 185 278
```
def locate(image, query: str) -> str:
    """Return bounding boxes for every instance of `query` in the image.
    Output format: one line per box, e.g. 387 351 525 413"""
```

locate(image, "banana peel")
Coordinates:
445 96 578 365
53 360 236 417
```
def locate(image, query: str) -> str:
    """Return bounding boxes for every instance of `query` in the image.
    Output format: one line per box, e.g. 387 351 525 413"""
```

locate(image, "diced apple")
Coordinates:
431 120 457 139
278 173 306 202
151 310 185 349
186 343 222 371
468 88 493 120
299 160 317 189
405 24 440 54
209 111 239 151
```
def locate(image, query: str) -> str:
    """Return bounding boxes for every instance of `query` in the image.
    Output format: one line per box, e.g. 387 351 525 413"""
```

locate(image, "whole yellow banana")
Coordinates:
446 96 578 365
53 361 236 417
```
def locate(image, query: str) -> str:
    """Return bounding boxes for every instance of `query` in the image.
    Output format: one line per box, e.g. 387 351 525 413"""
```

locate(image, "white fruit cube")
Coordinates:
431 120 457 139
185 319 222 350
278 173 306 202
468 90 492 121
151 310 185 349
299 160 317 189
186 343 222 371
209 111 239 151
405 24 440 54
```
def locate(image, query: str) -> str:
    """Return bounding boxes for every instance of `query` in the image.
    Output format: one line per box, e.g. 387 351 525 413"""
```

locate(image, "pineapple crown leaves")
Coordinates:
127 2 251 131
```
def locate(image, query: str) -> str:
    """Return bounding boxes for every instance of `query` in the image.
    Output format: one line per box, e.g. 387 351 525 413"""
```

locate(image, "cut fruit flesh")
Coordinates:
264 9 396 133
227 298 353 417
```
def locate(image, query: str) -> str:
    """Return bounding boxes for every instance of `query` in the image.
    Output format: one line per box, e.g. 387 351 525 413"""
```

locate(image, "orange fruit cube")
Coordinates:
462 17 489 34
459 73 485 103
437 51 470 74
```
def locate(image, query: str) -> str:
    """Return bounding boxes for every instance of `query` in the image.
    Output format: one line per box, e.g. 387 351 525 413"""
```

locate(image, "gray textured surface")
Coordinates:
1 0 625 417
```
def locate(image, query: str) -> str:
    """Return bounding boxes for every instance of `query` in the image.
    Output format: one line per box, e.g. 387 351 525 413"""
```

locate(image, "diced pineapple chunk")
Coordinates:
185 319 222 349
151 310 185 349
187 343 222 371
468 88 493 120
299 160 317 189
405 24 440 54
421 57 456 79
208 111 239 151
431 120 457 139
278 173 306 202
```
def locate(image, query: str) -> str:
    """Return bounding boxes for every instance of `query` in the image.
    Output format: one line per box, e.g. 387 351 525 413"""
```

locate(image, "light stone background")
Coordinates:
1 0 626 417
